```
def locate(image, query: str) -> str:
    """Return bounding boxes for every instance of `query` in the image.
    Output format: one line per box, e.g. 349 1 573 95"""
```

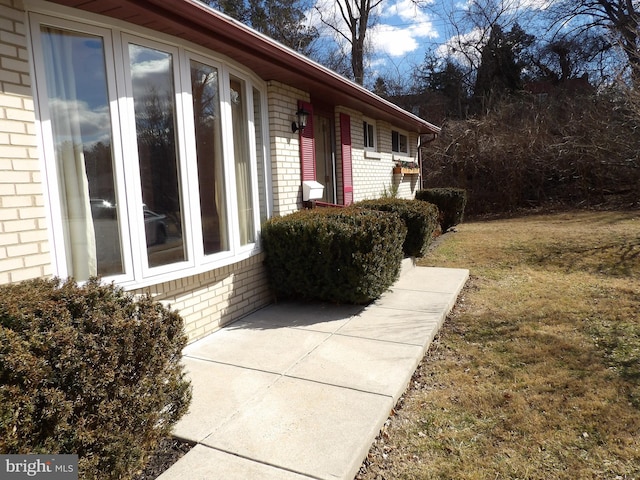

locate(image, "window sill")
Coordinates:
114 244 262 292
364 150 382 160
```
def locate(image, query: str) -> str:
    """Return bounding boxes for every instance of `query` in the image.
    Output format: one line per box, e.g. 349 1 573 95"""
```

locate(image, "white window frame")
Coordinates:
121 34 197 279
28 8 271 290
363 118 376 151
391 129 409 156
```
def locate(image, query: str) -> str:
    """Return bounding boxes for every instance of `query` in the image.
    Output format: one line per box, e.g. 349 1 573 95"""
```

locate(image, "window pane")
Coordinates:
253 87 268 224
191 60 228 254
364 122 374 149
129 44 186 267
392 130 399 152
363 121 369 148
399 134 408 153
41 27 123 280
229 77 254 245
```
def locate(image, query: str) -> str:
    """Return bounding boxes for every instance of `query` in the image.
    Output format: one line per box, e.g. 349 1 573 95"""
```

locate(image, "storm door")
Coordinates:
313 113 336 204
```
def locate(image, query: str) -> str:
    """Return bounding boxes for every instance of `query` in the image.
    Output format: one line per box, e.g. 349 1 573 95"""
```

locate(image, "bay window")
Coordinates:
31 14 270 287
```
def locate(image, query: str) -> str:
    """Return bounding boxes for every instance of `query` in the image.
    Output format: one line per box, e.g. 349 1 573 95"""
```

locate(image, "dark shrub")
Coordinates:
422 95 640 215
0 278 191 480
356 198 439 257
261 207 406 304
416 188 467 232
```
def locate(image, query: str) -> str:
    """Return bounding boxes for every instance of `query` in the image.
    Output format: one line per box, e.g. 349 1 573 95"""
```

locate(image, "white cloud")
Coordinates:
372 0 439 57
519 0 552 9
381 0 434 23
458 0 551 12
370 24 420 57
437 27 485 67
312 0 438 59
49 98 112 146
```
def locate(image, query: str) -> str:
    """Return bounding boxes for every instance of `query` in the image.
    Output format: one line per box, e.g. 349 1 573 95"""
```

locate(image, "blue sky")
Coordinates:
310 0 554 81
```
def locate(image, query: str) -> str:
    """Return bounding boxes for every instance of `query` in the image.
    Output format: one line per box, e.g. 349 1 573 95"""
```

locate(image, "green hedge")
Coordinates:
416 188 468 232
356 198 439 257
0 278 191 480
261 207 406 304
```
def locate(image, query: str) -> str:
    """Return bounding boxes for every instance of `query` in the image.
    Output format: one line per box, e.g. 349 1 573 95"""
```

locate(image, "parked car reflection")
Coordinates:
143 206 168 245
90 198 117 219
89 198 123 275
90 199 168 247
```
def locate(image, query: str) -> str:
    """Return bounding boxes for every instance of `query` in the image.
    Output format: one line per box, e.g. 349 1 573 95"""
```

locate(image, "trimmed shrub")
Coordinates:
356 198 439 257
416 188 467 232
0 278 191 480
261 207 406 304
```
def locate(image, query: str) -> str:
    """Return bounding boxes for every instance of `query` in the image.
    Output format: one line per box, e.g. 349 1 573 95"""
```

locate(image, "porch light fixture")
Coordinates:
292 107 309 133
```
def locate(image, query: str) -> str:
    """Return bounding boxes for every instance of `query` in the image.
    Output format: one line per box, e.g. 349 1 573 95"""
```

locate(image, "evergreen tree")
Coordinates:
204 0 318 56
418 54 469 118
473 23 534 111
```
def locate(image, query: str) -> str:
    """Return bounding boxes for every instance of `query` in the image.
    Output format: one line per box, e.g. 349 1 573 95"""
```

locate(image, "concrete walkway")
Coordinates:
158 260 469 480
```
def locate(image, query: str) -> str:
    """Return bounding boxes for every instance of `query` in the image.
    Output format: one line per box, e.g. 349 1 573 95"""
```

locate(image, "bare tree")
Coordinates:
433 0 539 89
525 32 614 86
314 0 383 85
548 0 640 84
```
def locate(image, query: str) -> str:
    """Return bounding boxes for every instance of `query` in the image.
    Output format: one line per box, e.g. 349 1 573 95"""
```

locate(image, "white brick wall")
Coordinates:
347 116 421 202
0 0 52 284
267 81 308 216
136 254 271 343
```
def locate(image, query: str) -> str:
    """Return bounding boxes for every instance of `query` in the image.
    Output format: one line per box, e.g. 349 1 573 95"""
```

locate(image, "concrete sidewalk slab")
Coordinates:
237 301 363 333
183 324 330 374
286 334 423 399
201 376 393 480
171 359 279 442
160 263 469 480
159 444 311 480
375 288 456 313
394 266 470 294
337 307 442 347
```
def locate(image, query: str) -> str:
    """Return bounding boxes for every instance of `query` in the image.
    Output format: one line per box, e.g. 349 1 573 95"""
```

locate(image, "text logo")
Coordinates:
1 455 78 479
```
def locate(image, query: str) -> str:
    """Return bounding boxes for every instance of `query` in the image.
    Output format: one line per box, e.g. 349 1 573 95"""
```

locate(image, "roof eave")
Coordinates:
44 0 441 134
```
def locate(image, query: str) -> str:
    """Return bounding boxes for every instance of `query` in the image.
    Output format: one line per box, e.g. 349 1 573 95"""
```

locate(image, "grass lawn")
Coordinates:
357 210 640 480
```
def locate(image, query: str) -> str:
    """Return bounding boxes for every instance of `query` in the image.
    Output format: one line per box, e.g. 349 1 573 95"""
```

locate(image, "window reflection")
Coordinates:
129 44 186 267
41 27 123 280
191 60 228 254
253 87 268 225
230 77 255 245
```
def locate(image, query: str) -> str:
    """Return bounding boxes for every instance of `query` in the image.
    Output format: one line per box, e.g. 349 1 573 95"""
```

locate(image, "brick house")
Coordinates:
0 0 440 342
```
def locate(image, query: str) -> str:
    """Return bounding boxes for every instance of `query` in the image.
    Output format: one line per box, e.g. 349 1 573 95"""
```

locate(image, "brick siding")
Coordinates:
267 81 308 216
0 0 52 284
136 254 271 343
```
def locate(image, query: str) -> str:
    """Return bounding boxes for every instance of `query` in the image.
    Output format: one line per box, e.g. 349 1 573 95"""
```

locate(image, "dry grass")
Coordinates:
357 210 640 480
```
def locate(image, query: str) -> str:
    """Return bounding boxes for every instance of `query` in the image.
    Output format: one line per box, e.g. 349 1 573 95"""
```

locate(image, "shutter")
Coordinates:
340 113 353 206
298 101 315 181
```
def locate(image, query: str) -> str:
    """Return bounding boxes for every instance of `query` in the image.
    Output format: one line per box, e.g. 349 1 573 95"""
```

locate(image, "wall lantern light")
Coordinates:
292 107 310 133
